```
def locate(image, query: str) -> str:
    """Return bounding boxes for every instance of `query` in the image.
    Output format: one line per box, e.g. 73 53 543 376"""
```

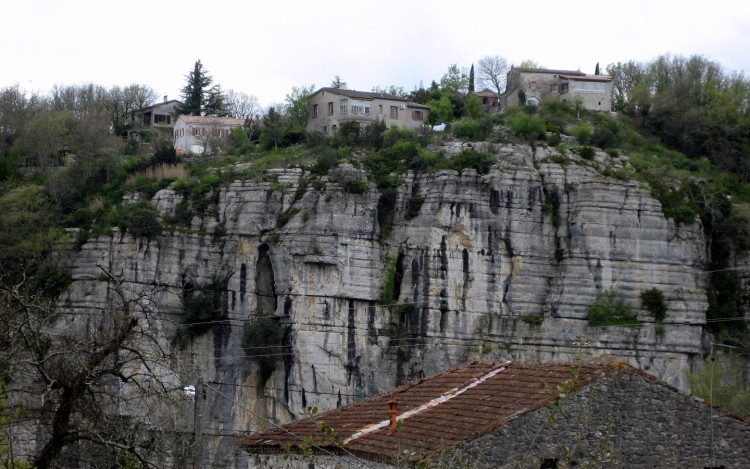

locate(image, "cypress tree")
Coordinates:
468 64 475 93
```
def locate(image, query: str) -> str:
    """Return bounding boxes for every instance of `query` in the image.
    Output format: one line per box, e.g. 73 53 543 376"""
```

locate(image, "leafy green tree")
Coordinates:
465 94 483 119
260 106 284 150
508 113 546 152
427 95 454 124
13 110 75 168
175 60 226 116
519 59 541 69
284 84 316 132
440 64 468 94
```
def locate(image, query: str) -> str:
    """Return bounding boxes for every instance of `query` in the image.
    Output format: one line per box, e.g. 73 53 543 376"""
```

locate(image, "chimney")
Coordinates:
163 95 168 103
388 400 398 435
340 82 348 90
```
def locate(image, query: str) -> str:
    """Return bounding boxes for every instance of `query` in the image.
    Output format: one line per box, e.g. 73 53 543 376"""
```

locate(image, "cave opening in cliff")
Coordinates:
255 243 277 313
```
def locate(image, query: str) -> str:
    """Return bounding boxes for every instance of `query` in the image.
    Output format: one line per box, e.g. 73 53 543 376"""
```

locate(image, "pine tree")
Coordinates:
175 60 226 116
468 64 475 93
595 62 600 75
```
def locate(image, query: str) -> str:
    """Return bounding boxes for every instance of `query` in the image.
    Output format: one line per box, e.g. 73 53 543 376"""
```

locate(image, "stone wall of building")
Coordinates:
454 369 750 468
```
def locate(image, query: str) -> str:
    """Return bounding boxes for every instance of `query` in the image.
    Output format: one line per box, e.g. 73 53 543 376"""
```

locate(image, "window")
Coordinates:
312 104 319 117
482 97 488 104
390 106 398 119
412 110 423 121
560 83 570 93
154 114 171 124
340 99 348 116
332 125 337 132
327 102 334 115
550 84 559 93
572 81 608 93
528 80 538 90
180 128 184 137
350 99 372 116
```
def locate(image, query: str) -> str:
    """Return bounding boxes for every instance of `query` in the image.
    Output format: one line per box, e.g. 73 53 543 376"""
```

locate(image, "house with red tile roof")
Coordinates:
173 115 245 155
241 361 749 468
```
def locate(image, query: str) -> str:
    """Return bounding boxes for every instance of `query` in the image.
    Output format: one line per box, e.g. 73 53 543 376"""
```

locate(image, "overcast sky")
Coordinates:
3 0 749 107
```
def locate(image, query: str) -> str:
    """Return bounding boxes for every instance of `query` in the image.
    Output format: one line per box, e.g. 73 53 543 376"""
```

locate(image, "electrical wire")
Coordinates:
204 383 370 469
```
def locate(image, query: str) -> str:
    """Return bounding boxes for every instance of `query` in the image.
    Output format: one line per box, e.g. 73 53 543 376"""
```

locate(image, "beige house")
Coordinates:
173 115 245 154
505 67 613 111
306 86 429 135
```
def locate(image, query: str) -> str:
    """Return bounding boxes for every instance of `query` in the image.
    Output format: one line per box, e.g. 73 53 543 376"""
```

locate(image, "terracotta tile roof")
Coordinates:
241 361 618 463
177 115 245 126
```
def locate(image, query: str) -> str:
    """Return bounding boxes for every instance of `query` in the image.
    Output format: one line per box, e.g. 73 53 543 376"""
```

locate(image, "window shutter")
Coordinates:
550 84 553 92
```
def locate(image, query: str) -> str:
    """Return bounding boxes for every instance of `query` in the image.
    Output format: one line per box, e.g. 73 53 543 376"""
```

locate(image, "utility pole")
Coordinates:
193 381 206 469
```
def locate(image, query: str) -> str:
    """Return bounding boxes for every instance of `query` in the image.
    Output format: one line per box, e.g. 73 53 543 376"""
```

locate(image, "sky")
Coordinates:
3 0 750 108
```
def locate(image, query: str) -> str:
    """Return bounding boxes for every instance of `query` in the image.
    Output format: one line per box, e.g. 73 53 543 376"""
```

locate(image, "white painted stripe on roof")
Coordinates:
343 361 511 444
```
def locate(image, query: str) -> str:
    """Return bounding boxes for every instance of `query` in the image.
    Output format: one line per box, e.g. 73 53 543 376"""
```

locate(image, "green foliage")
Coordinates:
176 278 226 345
243 309 285 385
640 288 667 322
285 83 316 132
546 133 561 147
508 113 546 148
379 256 398 305
542 186 562 228
0 185 61 269
464 94 482 119
277 207 301 228
520 315 543 326
446 149 495 175
108 201 161 239
577 146 595 160
404 195 425 220
175 60 226 117
573 123 593 144
427 95 455 124
706 270 746 341
689 354 750 419
451 117 492 140
587 289 640 327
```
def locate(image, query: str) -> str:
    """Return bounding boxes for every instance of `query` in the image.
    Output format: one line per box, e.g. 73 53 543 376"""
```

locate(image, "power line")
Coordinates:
204 383 370 469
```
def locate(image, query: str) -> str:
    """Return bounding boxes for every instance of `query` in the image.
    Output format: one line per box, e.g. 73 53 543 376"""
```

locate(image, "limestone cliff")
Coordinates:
61 143 710 465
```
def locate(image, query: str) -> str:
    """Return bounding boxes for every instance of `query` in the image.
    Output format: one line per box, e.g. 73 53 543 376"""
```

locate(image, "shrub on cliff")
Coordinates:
243 309 284 384
587 289 640 327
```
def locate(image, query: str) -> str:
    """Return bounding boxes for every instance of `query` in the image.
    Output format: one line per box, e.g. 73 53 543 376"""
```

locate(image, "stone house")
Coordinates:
129 97 183 142
474 89 500 112
504 67 613 111
241 361 749 468
173 115 245 154
306 85 429 136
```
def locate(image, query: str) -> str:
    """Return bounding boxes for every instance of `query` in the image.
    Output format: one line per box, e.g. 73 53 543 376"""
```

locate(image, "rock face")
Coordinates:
62 144 709 466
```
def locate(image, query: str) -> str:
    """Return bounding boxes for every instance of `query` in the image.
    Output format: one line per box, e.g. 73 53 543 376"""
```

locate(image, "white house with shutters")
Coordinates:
173 115 245 154
306 85 429 135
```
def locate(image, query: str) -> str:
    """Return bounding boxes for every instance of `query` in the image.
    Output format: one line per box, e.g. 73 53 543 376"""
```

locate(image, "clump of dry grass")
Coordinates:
88 195 106 212
125 163 188 186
